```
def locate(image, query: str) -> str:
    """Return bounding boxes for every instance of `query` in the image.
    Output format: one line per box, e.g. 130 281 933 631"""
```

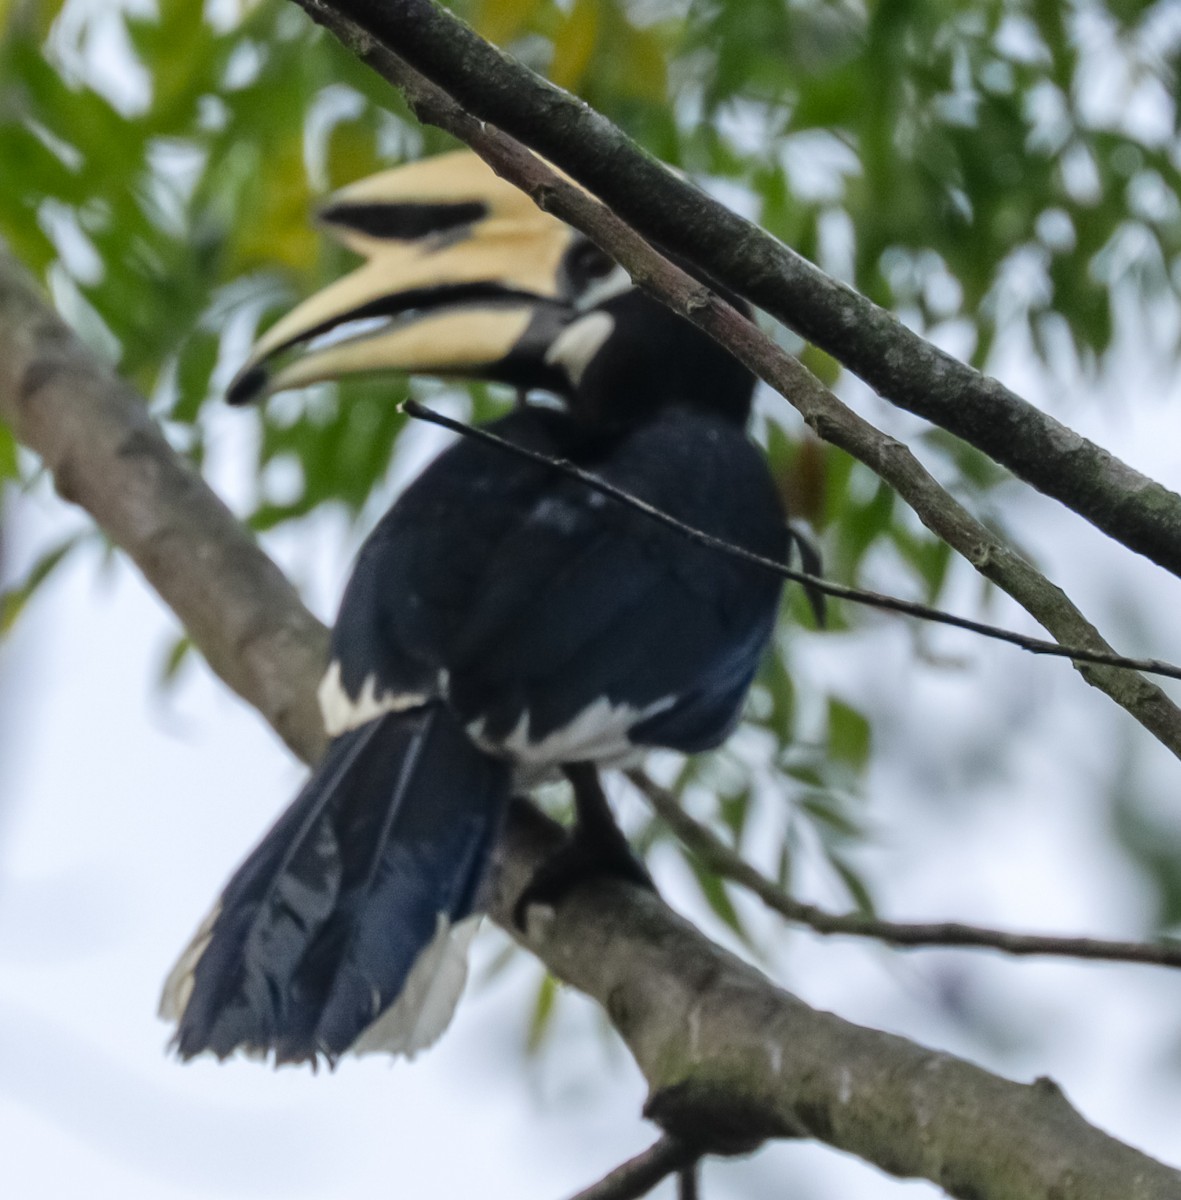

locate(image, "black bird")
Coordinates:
161 150 793 1065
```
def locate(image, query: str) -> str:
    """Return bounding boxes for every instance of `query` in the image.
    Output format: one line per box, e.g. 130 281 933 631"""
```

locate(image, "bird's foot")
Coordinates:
511 820 654 931
512 764 654 931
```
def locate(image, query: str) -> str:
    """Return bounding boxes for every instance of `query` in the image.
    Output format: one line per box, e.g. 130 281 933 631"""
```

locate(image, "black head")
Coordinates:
547 275 756 431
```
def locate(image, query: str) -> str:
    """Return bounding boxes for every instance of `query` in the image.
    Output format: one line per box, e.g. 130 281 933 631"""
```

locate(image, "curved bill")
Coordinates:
228 150 582 405
257 306 543 397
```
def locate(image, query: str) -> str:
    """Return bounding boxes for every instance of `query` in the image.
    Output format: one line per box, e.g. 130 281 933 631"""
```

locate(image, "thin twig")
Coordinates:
628 770 1181 970
312 0 1181 583
566 1137 698 1200
677 1162 700 1200
404 399 1181 685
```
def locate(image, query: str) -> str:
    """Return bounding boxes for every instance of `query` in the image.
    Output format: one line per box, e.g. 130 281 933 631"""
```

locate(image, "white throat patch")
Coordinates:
545 311 614 386
348 913 480 1059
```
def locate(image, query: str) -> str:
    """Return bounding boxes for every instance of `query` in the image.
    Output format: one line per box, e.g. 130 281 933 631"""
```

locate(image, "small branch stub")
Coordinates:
565 1136 699 1200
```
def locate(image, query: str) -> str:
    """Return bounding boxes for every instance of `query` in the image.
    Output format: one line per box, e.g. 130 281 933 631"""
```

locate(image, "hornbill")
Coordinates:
161 150 798 1065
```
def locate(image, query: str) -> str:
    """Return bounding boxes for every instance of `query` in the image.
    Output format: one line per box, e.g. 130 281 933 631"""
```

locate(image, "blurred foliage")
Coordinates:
0 531 82 634
1 0 1180 1034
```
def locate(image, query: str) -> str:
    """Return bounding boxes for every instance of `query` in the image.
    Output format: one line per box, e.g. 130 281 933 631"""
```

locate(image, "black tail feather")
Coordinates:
167 703 510 1064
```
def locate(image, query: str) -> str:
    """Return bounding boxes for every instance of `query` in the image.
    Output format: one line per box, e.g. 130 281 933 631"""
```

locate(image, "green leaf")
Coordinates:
891 526 953 601
756 648 796 738
0 421 18 480
687 853 750 946
837 477 895 571
920 429 1010 491
526 971 559 1055
248 381 411 531
1 534 84 635
800 791 862 840
157 632 193 689
718 785 752 846
829 853 876 917
172 332 220 425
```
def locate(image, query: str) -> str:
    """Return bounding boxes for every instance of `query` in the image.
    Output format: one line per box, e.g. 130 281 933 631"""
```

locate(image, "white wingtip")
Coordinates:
159 903 220 1025
349 914 481 1060
317 661 427 737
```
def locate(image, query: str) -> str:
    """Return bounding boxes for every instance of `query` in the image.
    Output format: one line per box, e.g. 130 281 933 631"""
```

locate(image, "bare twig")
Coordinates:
628 769 1181 970
405 400 1181 686
677 1162 700 1200
303 0 1181 583
565 1137 698 1200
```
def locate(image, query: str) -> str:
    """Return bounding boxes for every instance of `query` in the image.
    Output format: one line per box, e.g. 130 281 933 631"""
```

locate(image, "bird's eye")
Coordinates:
566 240 616 287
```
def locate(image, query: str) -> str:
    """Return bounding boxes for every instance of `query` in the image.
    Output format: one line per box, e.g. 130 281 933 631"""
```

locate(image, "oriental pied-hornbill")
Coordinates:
162 149 801 1065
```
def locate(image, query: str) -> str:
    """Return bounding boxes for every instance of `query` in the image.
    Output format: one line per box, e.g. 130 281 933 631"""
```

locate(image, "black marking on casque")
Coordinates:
318 200 487 242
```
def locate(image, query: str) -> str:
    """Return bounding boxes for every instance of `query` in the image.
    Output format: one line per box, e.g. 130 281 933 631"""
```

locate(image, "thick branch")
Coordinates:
306 0 1181 582
499 804 1181 1199
286 15 1181 760
2 243 1180 1197
0 248 329 762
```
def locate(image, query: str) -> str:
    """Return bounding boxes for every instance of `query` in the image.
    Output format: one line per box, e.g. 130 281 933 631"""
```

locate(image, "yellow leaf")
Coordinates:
230 136 317 274
618 24 668 103
471 0 543 45
325 121 382 192
551 0 600 92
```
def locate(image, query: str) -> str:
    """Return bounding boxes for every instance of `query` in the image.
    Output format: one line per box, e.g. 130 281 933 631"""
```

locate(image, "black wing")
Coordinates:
329 405 786 761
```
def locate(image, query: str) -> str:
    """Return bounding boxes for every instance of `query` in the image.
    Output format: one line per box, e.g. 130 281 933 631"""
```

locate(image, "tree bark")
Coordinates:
0 247 329 761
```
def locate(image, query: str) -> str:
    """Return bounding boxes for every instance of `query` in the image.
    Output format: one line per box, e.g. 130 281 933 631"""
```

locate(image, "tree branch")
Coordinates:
0 248 329 762
3 241 1181 1197
499 804 1181 1199
677 1161 699 1200
628 769 1181 971
565 1137 698 1200
285 10 1181 761
300 0 1181 583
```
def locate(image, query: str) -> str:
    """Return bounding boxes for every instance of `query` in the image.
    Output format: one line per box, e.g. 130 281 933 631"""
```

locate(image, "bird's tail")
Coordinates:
160 702 511 1065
